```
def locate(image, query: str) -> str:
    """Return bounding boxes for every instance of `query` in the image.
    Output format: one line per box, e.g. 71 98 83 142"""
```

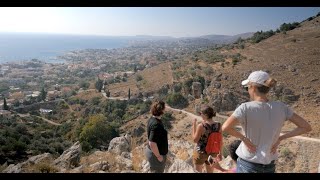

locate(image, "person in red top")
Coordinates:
192 105 224 173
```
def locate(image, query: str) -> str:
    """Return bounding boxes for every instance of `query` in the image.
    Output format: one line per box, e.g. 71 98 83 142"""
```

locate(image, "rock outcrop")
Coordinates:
108 134 132 155
53 141 81 171
166 159 196 173
3 153 53 173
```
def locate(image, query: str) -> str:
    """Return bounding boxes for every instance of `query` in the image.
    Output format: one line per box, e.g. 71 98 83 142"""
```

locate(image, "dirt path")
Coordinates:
18 113 61 126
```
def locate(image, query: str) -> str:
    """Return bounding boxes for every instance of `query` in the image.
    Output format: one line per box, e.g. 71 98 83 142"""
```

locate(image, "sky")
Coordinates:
0 7 319 37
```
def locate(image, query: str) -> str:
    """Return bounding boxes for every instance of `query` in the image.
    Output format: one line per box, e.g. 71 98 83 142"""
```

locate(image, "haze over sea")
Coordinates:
0 33 131 64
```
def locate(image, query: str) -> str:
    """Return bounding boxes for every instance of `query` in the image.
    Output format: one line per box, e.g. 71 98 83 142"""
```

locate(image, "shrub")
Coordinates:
35 162 58 173
79 81 90 90
161 112 174 130
166 93 189 109
173 83 182 93
79 114 119 152
280 147 291 157
135 74 143 81
280 22 299 32
90 97 101 105
307 17 314 21
203 66 214 76
251 30 275 43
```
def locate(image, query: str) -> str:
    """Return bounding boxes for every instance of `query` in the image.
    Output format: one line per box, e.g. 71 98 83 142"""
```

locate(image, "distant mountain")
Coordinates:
184 32 254 44
133 35 174 40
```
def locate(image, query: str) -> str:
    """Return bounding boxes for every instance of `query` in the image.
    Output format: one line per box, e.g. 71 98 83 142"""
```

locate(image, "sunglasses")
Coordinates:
243 86 249 91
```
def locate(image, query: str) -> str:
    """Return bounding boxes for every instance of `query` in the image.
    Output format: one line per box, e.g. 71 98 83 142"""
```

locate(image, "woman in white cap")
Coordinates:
222 70 312 173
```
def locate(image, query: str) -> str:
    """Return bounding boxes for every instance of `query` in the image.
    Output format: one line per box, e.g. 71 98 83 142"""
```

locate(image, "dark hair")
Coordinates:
201 105 216 119
253 78 277 94
151 100 165 116
228 140 241 161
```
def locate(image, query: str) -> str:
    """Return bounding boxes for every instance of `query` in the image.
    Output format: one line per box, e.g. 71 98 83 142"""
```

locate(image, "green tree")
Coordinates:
40 87 47 101
95 78 103 92
106 89 110 97
91 97 101 105
79 114 118 152
3 97 9 110
166 93 189 109
128 88 131 100
79 81 90 90
161 112 174 130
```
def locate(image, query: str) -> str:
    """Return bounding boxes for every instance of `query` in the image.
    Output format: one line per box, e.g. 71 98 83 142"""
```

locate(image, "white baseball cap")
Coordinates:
241 70 270 86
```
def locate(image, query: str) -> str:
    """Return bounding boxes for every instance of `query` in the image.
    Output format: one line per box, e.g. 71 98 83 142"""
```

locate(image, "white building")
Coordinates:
39 108 53 114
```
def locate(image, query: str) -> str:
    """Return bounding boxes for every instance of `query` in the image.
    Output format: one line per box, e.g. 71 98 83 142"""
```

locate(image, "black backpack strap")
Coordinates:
212 122 221 132
202 123 212 133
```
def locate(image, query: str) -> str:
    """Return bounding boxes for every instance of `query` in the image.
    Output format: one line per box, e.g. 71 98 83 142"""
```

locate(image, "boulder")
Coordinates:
2 163 23 173
133 125 145 137
214 82 221 89
53 141 81 169
211 91 239 112
89 161 109 172
166 159 196 173
192 82 202 99
2 153 53 173
108 134 132 155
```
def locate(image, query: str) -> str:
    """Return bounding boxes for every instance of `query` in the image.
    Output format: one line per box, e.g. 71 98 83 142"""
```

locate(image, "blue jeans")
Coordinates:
236 158 276 173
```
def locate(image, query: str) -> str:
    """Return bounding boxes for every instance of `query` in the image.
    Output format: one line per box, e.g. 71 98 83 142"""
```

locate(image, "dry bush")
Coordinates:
34 161 58 173
0 163 8 172
131 145 146 172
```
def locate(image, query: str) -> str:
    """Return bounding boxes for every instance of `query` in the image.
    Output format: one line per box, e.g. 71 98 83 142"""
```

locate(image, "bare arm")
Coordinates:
280 113 312 140
218 127 223 160
149 141 163 161
222 115 256 153
272 113 312 153
192 119 203 143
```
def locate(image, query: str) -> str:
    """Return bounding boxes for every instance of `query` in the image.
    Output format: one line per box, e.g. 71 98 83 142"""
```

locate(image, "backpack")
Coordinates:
203 122 222 154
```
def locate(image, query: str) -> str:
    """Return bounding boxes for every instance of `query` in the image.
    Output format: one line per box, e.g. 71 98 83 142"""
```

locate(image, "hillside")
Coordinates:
1 14 320 174
214 16 320 138
115 15 320 173
108 62 174 97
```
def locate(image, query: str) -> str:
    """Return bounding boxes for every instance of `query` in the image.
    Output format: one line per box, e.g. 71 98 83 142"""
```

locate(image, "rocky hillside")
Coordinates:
183 16 320 138
108 62 174 98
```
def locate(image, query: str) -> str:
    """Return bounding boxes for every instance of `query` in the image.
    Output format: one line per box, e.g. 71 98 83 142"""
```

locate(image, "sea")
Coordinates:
0 33 132 64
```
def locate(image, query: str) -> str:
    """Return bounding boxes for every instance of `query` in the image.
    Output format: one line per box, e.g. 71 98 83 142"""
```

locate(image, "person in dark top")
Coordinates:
145 100 168 173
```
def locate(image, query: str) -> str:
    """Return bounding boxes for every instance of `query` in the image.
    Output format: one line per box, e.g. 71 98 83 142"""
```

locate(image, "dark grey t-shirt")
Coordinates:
232 101 293 164
147 117 168 155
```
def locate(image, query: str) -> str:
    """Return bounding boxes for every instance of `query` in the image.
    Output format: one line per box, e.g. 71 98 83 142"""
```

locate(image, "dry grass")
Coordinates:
80 151 120 172
108 62 174 98
34 162 59 173
131 145 146 172
23 159 58 173
0 163 8 172
74 89 103 101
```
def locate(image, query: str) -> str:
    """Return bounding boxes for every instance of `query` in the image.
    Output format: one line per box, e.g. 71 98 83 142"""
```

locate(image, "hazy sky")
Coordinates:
0 7 319 37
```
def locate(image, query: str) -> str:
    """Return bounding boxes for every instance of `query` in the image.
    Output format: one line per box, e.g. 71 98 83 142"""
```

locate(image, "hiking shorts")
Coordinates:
193 151 218 165
145 146 167 173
